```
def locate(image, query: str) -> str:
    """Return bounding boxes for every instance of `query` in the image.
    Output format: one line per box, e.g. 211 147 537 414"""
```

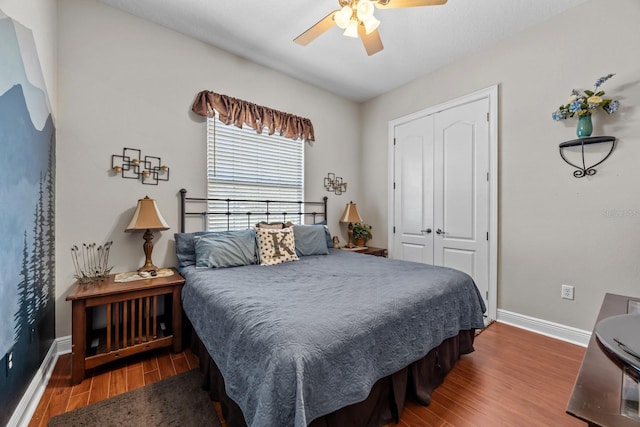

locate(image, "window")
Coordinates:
206 117 304 231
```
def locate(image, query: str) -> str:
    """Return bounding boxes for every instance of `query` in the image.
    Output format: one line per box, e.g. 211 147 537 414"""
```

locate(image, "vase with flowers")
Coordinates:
552 74 620 138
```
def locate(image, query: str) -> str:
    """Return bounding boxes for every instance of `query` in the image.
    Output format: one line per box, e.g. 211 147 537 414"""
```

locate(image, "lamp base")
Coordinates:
138 229 159 273
344 225 356 248
138 262 160 273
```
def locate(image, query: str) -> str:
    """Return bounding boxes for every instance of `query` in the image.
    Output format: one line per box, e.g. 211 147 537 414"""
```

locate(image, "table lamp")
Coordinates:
339 201 363 248
125 196 169 272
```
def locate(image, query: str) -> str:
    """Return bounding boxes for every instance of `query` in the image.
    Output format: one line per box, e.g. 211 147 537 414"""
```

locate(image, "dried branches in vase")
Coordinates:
71 241 113 284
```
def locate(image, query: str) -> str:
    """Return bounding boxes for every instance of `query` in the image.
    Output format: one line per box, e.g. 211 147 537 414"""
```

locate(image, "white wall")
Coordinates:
0 0 56 117
56 0 360 337
361 0 640 331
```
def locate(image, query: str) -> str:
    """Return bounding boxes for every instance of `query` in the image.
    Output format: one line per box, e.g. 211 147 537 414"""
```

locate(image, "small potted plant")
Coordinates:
352 223 372 247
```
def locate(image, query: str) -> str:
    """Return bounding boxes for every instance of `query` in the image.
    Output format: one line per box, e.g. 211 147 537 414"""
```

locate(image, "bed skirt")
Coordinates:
191 327 476 427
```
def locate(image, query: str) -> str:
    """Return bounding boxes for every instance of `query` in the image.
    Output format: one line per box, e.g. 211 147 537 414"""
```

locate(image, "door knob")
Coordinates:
436 228 445 235
421 228 432 234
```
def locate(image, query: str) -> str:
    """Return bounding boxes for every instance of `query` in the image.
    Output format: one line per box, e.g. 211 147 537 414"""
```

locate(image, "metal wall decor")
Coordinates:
324 173 347 195
111 147 170 185
558 136 616 178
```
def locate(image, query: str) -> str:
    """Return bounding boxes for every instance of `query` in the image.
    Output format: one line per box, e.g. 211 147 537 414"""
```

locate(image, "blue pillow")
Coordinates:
314 220 333 248
293 225 329 256
195 230 257 268
175 231 214 268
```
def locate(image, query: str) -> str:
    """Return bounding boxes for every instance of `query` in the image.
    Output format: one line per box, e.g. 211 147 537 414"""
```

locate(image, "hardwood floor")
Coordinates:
400 322 586 426
26 347 215 427
29 322 585 426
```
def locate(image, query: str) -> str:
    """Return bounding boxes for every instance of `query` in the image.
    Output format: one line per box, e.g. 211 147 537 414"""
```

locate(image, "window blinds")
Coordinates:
206 117 304 231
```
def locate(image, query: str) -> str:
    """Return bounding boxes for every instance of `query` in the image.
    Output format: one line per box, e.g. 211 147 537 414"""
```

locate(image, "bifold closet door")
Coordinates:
392 98 490 309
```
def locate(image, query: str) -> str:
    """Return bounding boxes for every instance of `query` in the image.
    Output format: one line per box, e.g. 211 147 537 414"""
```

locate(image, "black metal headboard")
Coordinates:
179 188 328 233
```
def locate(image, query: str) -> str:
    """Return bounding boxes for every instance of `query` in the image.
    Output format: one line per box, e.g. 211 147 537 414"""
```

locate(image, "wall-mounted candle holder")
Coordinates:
324 173 347 195
111 147 169 185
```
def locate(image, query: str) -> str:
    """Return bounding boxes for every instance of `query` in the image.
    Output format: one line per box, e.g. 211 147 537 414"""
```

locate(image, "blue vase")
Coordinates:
576 115 593 138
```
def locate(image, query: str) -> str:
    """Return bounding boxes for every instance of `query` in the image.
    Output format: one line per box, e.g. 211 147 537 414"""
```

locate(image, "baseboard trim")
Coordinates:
8 336 72 427
496 309 591 347
57 335 72 355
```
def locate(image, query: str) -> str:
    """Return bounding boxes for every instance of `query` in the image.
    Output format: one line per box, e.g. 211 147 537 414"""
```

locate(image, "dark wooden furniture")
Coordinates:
66 268 185 384
567 292 640 426
354 246 388 257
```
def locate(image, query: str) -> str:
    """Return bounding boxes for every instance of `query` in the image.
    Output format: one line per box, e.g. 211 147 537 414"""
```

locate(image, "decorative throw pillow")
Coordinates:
255 226 299 266
255 221 284 229
255 221 295 229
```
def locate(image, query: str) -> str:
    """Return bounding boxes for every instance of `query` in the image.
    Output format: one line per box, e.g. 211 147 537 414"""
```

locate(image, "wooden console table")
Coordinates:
566 293 640 426
66 268 185 384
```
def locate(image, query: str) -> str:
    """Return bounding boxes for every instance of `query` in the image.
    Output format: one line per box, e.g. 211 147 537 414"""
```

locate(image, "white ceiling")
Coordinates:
98 0 588 102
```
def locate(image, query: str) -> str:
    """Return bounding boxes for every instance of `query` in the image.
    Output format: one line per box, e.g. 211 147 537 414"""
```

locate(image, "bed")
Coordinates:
177 189 486 427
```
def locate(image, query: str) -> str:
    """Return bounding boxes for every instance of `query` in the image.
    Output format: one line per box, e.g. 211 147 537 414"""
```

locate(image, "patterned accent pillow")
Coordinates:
255 221 284 229
255 221 295 229
255 226 299 266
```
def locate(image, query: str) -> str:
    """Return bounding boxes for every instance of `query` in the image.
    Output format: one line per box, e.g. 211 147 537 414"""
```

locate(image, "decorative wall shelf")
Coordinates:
558 136 616 178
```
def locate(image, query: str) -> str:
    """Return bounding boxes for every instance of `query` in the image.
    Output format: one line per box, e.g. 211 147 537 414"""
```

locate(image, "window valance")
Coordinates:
192 91 315 143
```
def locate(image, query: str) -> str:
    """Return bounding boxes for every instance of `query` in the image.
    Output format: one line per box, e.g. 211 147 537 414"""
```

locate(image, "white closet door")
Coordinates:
392 98 490 310
392 115 434 264
433 98 490 308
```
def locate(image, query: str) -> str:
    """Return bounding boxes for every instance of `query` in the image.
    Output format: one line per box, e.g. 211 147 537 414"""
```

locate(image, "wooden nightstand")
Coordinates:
65 268 185 384
354 246 388 257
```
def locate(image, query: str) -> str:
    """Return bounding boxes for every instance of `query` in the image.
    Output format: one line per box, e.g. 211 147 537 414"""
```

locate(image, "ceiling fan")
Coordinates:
294 0 448 56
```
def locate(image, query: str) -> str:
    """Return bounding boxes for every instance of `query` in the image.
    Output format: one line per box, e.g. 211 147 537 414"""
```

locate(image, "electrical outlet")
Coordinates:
5 352 13 377
561 284 575 300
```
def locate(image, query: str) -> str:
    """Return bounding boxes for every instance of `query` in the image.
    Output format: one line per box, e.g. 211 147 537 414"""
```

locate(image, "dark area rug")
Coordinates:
48 369 221 427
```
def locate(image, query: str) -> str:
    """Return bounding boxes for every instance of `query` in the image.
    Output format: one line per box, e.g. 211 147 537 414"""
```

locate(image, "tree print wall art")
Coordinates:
0 10 56 425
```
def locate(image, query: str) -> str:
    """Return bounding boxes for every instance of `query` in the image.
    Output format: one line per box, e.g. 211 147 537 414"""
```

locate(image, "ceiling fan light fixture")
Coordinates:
344 19 359 38
295 0 449 54
362 16 380 34
334 6 352 29
357 0 375 20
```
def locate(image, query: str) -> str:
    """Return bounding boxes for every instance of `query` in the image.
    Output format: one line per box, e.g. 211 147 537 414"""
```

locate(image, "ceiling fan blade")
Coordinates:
358 25 384 56
294 10 338 46
375 0 447 9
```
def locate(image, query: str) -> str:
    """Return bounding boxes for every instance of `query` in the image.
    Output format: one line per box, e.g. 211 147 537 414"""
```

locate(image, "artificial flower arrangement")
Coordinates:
552 74 620 121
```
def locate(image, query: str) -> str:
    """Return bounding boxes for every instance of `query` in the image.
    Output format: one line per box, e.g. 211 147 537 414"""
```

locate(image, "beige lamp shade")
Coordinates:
340 201 363 224
125 196 169 272
125 196 170 232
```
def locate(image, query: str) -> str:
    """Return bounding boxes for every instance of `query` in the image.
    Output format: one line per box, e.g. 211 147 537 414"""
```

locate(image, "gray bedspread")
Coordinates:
181 249 485 427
